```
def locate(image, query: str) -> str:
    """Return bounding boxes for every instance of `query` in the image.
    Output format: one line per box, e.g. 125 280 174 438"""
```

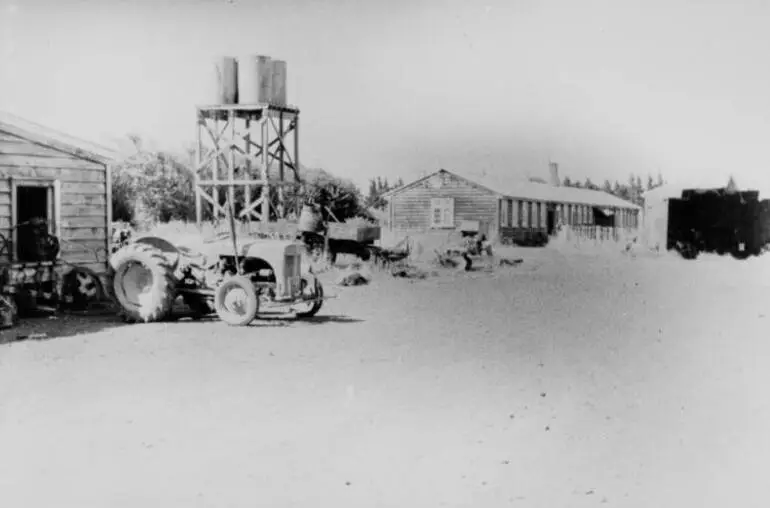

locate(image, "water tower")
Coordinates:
194 55 300 228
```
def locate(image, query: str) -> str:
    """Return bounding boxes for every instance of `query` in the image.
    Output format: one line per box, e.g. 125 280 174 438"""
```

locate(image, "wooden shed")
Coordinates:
382 169 500 236
0 113 115 299
382 169 641 245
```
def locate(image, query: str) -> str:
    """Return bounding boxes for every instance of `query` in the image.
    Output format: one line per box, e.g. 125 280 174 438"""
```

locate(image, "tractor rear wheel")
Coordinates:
111 243 177 322
214 275 259 326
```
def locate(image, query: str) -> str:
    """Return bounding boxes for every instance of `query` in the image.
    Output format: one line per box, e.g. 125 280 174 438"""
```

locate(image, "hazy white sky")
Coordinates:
1 0 769 191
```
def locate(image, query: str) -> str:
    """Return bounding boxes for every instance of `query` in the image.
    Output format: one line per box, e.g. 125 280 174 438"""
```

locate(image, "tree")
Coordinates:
562 176 573 187
112 135 196 229
612 180 627 200
301 168 367 221
603 179 613 194
365 177 389 210
647 174 655 191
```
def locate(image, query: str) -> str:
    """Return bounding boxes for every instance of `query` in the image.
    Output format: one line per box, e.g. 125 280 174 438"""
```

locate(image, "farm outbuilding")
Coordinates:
381 168 640 244
0 112 115 303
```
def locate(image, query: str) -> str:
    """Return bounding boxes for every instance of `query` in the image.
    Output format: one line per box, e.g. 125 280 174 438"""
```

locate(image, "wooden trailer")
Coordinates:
0 113 115 309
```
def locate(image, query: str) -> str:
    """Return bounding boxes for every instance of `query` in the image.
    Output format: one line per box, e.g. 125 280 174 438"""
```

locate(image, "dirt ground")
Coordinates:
1 246 769 507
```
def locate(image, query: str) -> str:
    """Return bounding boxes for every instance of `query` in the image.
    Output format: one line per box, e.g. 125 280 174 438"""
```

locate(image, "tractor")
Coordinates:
109 234 326 326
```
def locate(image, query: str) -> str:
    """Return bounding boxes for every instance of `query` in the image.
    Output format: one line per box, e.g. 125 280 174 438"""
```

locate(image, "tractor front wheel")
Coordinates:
214 276 259 326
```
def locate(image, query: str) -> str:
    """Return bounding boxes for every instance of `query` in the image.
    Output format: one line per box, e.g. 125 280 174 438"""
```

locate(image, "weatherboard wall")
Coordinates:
0 129 110 275
387 171 500 235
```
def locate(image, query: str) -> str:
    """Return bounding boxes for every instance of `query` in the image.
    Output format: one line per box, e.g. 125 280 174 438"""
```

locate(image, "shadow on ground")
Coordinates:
1 312 126 345
173 313 364 328
1 304 363 345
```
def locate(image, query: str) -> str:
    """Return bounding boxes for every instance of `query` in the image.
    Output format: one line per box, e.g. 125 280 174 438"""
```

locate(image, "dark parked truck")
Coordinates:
667 188 766 260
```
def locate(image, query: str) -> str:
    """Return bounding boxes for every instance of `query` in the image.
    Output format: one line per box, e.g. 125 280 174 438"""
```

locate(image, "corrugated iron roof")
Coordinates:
478 174 639 209
0 110 117 164
384 169 640 210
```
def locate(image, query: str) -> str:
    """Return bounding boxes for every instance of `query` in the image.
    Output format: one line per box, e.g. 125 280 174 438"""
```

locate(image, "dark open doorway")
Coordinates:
546 208 556 235
16 185 51 262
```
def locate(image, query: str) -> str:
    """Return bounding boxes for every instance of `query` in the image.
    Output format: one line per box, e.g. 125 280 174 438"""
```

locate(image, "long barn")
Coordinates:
381 168 640 244
0 112 115 299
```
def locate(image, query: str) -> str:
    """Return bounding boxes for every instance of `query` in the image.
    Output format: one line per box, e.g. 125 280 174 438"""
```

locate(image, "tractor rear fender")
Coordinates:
110 236 181 271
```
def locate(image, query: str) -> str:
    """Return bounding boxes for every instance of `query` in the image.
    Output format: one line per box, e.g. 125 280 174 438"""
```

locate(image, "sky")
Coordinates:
1 0 769 193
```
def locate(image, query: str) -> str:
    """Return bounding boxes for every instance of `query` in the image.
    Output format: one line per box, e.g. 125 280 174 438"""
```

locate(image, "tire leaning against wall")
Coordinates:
110 243 177 323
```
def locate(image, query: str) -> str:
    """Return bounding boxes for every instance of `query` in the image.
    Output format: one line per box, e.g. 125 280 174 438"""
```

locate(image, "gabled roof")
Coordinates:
380 169 499 198
0 111 117 164
383 168 640 210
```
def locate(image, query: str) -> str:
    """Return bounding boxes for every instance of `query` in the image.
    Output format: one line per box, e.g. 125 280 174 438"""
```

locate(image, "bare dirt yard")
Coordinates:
1 246 769 507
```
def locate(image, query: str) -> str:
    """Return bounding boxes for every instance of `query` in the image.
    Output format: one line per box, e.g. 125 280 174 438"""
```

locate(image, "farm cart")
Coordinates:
109 235 327 326
296 205 382 264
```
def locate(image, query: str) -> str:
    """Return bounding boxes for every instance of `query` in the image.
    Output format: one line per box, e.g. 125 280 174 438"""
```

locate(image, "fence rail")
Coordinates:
557 225 639 244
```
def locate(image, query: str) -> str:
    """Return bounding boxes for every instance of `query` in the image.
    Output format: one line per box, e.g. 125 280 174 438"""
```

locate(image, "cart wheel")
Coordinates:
214 275 259 326
294 275 324 318
61 267 103 310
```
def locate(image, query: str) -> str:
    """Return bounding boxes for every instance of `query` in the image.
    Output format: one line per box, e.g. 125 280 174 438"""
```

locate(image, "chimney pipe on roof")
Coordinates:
549 162 560 187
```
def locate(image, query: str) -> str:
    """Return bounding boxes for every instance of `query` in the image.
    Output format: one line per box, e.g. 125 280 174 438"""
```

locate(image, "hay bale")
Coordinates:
337 272 370 286
390 264 432 279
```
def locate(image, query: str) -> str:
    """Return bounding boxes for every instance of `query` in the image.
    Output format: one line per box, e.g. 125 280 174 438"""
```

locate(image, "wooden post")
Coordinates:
244 115 251 226
277 111 285 219
228 110 236 220
261 114 270 228
294 114 300 217
195 112 203 227
212 116 220 224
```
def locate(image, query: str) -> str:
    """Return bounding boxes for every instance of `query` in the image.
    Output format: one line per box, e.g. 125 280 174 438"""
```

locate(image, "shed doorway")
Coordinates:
12 181 60 263
17 186 50 226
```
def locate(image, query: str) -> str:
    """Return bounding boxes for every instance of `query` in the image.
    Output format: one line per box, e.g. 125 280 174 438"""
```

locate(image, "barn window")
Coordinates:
430 197 454 228
10 179 61 263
